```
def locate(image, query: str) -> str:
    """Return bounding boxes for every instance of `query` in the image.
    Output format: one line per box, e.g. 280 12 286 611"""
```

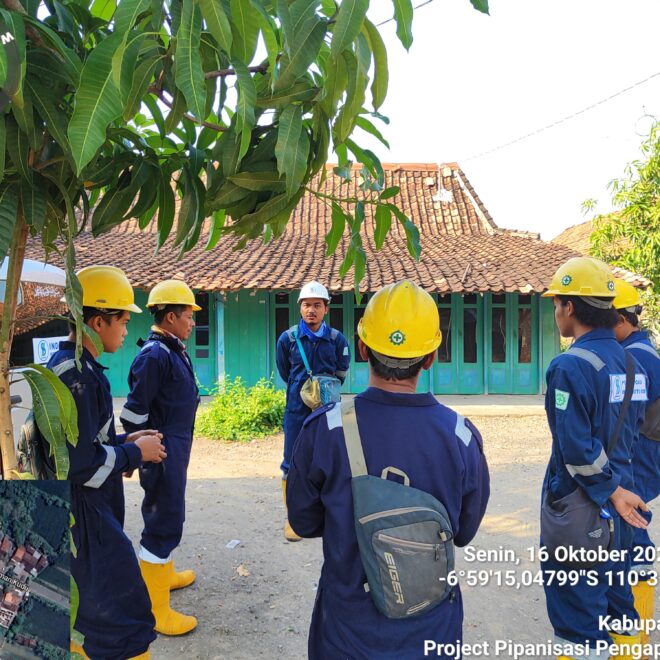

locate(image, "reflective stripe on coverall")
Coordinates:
275 320 350 474
542 328 648 648
287 387 490 659
120 331 200 560
49 342 155 660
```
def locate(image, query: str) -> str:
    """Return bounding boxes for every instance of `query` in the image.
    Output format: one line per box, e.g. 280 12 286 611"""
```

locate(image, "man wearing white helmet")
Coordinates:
275 281 350 541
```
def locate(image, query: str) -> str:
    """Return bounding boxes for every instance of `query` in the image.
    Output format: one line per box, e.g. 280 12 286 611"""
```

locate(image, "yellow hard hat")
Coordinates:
612 278 642 311
357 280 442 360
542 257 616 299
147 280 201 310
76 265 141 313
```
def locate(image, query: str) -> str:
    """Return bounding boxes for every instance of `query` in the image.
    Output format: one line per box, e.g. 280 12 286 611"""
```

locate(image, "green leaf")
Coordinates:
276 0 293 48
157 170 175 249
0 184 18 263
143 94 166 137
233 191 298 236
22 16 81 85
68 32 124 176
123 53 161 119
320 47 347 116
200 0 233 52
250 0 279 74
0 28 7 89
379 185 399 200
333 51 365 144
230 0 259 64
12 88 40 151
174 167 202 247
355 115 389 148
114 0 150 35
82 324 104 356
164 88 187 133
206 180 250 210
330 0 368 58
392 0 414 50
233 59 256 160
21 367 71 479
275 105 310 199
5 115 31 181
470 0 490 15
90 0 116 21
374 204 391 249
20 181 48 231
275 14 326 91
388 203 421 260
363 18 388 110
229 170 285 191
290 0 321 34
256 83 320 110
112 31 147 102
26 78 71 157
325 202 345 256
0 115 5 185
127 164 159 218
205 209 226 250
175 0 207 120
0 10 26 109
353 245 366 290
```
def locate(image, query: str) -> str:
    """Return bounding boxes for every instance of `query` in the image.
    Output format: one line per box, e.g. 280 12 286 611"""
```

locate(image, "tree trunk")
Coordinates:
0 212 28 479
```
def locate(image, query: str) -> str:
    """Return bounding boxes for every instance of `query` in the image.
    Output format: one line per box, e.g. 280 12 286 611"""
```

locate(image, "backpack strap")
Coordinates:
607 351 636 455
341 399 368 477
293 329 313 376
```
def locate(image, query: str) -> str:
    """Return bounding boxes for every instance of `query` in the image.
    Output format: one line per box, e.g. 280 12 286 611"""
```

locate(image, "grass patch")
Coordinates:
196 377 286 441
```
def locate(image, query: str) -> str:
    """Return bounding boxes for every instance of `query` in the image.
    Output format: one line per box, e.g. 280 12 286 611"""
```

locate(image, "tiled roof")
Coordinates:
15 282 67 335
552 220 594 253
24 163 648 293
551 220 650 288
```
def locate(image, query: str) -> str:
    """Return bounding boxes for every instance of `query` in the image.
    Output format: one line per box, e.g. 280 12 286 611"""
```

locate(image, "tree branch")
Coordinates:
204 65 268 80
147 86 227 132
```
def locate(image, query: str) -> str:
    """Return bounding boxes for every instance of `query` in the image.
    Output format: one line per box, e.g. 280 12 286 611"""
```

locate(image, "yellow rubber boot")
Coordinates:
282 479 301 542
139 559 198 635
70 642 89 659
170 564 196 591
633 580 654 651
609 632 643 660
128 652 150 659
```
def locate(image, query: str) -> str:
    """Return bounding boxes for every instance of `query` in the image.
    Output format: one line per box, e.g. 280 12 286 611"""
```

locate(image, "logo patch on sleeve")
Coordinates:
609 374 648 403
343 346 349 356
555 389 570 410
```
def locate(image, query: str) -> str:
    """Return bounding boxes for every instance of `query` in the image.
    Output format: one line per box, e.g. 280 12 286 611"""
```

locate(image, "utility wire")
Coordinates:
376 0 435 27
461 71 660 162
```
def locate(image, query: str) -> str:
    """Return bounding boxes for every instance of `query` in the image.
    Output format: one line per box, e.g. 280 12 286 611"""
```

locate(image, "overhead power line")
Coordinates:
461 71 660 162
376 0 435 27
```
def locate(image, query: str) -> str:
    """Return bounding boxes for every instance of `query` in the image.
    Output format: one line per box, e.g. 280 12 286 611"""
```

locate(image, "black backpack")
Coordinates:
16 411 58 480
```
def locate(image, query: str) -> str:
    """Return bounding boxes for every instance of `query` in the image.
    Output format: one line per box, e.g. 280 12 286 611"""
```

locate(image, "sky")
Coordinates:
362 0 660 239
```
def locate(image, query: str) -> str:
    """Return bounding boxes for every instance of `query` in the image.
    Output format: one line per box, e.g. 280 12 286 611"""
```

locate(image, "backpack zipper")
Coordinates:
359 506 438 524
377 533 443 560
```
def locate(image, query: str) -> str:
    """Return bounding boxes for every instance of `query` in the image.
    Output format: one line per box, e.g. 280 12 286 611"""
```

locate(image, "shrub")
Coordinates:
196 377 286 441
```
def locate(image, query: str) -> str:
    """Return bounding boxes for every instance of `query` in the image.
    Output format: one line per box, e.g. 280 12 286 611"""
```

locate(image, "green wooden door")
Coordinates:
225 290 269 387
486 293 539 394
102 289 153 397
187 291 217 394
432 294 484 394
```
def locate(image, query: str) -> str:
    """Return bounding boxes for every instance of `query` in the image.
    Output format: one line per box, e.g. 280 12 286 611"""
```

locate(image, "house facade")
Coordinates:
25 163 648 396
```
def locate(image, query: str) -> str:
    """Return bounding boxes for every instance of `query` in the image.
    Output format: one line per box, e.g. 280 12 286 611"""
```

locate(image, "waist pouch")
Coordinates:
342 400 454 619
540 486 613 568
541 351 635 568
294 330 341 409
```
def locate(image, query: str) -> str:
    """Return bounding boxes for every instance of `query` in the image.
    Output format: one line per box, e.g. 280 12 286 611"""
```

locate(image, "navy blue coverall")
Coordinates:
542 329 648 648
287 388 490 659
49 342 155 660
120 330 200 560
622 330 660 576
276 320 350 475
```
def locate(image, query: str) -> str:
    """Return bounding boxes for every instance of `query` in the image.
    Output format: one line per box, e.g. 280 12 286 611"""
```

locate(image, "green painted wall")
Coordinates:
104 289 561 397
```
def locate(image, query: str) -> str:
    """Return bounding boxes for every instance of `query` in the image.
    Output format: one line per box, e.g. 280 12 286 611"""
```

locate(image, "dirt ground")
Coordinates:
122 415 660 659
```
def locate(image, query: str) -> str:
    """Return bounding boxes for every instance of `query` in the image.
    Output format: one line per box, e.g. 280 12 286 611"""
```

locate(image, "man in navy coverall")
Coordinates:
540 258 649 660
613 278 660 648
51 265 165 660
276 280 350 541
120 279 200 636
287 280 490 659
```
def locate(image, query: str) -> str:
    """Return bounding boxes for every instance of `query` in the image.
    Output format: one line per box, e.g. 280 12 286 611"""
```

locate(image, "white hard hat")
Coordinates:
297 281 330 303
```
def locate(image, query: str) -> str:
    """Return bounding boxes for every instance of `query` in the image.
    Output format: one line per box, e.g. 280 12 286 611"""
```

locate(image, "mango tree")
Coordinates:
0 0 489 480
